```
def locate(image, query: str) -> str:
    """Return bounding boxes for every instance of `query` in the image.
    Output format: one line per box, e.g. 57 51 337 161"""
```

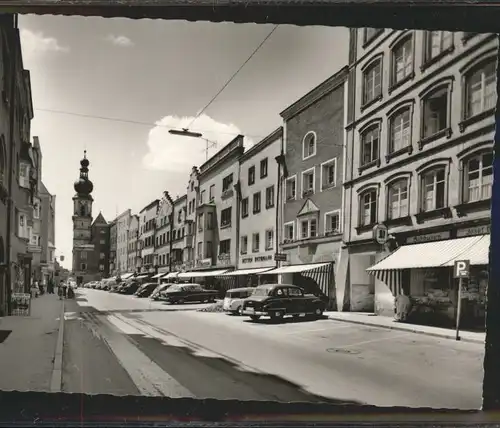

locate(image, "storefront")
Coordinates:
177 267 233 296
367 231 489 328
222 252 277 288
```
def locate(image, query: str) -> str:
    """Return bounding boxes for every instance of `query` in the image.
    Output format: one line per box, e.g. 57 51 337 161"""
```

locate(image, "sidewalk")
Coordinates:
325 311 485 344
0 294 64 392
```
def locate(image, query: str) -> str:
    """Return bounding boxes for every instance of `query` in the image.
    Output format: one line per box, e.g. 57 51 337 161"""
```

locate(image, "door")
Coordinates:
272 287 291 314
287 287 306 313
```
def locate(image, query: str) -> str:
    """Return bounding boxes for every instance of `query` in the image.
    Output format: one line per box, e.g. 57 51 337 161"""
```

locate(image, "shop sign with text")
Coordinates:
457 225 490 238
406 231 451 244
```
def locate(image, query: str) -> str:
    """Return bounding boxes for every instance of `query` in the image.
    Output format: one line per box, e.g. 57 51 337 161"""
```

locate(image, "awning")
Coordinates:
260 262 332 275
165 272 179 279
151 273 165 279
121 273 134 279
178 269 229 279
221 267 275 276
366 235 486 271
135 274 149 280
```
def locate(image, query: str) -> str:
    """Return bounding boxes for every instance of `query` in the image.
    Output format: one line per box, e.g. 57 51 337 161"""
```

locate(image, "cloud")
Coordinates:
143 114 255 173
20 29 69 58
105 34 134 47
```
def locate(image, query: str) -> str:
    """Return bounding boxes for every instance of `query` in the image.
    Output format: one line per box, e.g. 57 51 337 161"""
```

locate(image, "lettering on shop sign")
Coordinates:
241 255 273 264
456 225 491 238
406 231 450 244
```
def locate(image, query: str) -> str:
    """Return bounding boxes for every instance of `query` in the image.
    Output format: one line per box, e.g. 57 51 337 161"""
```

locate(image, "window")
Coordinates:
284 222 295 241
302 168 315 196
300 218 317 239
389 108 411 153
99 239 105 244
207 212 214 229
200 190 205 204
241 236 248 254
265 229 274 250
361 125 380 166
222 173 233 192
424 31 453 62
260 158 268 178
248 166 255 185
286 176 296 201
363 60 382 105
325 211 340 233
265 186 275 208
209 184 215 201
206 241 213 257
422 87 449 138
463 152 493 203
81 263 87 270
100 252 105 259
252 233 260 253
302 132 316 159
219 239 230 255
241 197 249 218
360 189 377 226
253 192 261 214
321 158 336 189
221 207 232 227
364 28 382 44
465 61 496 119
197 242 203 258
19 163 29 188
190 182 194 192
421 168 446 211
99 264 104 271
178 210 182 223
392 35 413 85
81 251 87 260
388 179 409 219
198 213 204 231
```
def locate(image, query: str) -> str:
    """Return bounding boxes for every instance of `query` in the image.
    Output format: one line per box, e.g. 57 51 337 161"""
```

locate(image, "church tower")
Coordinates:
72 151 94 283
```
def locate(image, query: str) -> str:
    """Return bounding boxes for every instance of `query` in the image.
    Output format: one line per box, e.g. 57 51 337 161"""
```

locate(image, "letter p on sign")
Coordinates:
454 259 470 279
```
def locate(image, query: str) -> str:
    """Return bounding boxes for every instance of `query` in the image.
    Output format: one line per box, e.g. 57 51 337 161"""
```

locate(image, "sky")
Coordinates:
18 14 348 269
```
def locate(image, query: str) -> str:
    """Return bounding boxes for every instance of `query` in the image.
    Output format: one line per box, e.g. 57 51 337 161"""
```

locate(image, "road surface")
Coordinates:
62 288 484 409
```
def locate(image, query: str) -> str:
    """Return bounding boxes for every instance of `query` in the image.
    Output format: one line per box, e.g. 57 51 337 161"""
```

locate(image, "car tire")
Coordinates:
250 315 261 321
314 307 324 318
236 306 243 316
209 296 215 303
270 310 284 322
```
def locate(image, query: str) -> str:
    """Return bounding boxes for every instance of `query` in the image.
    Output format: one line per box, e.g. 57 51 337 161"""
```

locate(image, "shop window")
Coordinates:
463 151 493 203
359 188 377 226
391 34 414 87
362 59 382 106
388 107 411 154
285 176 297 201
464 60 496 120
302 132 316 160
360 124 380 166
421 167 446 211
423 31 453 63
387 179 409 219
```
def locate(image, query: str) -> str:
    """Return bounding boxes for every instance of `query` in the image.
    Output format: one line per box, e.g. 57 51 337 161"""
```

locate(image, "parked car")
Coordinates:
119 281 140 295
150 283 173 301
241 284 326 322
223 287 255 315
163 283 218 304
135 282 158 298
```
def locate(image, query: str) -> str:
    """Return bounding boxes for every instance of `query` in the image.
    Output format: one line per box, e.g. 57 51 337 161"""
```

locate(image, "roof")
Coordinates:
239 127 283 164
3 2 496 32
92 212 108 226
139 199 160 214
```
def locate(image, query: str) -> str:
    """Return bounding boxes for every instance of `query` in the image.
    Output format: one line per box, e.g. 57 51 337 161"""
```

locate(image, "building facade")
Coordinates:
127 214 139 275
115 209 131 274
155 192 173 275
90 212 110 278
278 67 348 306
339 30 496 322
237 127 283 285
108 220 116 275
39 180 56 286
185 167 199 271
194 135 244 273
71 151 96 285
139 199 159 274
171 194 188 272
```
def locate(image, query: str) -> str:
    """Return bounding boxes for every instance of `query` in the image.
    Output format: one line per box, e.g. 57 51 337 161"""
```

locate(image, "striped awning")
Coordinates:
260 262 331 275
221 267 274 276
368 269 403 297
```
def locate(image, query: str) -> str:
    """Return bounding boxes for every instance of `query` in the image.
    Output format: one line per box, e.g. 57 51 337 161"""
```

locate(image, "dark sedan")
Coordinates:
163 283 218 304
241 284 326 322
118 281 140 295
134 282 158 298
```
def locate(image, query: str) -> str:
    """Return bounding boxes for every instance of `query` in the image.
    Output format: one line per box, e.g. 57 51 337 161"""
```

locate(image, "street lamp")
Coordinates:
168 129 217 160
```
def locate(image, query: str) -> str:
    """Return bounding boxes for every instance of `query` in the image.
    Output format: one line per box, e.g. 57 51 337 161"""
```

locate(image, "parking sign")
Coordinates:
453 260 470 279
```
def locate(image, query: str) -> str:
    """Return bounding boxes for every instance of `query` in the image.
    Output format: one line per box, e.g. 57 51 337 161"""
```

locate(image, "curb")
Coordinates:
327 315 485 344
50 299 65 392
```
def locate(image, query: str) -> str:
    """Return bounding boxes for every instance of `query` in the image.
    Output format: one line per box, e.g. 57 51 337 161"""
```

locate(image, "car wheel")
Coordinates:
314 307 324 318
236 306 243 316
270 310 284 322
250 315 261 321
209 296 215 303
178 299 184 305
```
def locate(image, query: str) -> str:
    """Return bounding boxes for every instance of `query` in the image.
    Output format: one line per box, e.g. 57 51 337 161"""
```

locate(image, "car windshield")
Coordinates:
252 287 273 297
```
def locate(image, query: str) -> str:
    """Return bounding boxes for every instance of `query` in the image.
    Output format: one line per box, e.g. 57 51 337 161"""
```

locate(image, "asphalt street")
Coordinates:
66 288 484 409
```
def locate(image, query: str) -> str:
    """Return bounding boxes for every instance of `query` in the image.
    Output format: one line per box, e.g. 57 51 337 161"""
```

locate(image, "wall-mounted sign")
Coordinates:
241 254 273 264
197 258 212 268
457 225 490 238
372 224 388 245
406 231 450 244
274 253 287 262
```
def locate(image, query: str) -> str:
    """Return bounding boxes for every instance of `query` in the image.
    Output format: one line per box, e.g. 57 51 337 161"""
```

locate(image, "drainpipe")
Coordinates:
5 15 18 315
